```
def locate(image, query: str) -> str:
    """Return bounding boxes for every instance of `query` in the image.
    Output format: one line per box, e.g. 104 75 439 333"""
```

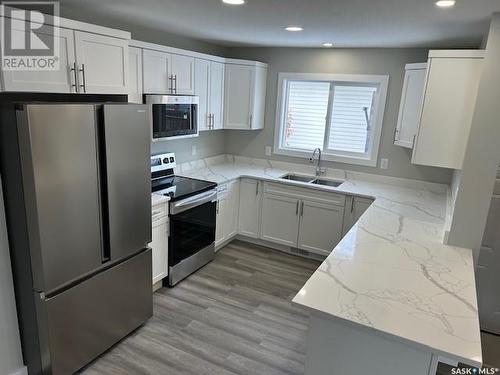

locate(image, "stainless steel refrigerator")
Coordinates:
0 102 153 374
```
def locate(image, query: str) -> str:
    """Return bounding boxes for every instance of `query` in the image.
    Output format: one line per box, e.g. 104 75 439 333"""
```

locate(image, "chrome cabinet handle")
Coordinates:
350 196 355 213
393 127 398 142
70 62 78 92
300 201 304 217
255 181 259 196
249 114 253 128
211 113 215 129
79 64 86 93
168 75 173 94
174 75 177 93
412 135 416 149
296 200 299 216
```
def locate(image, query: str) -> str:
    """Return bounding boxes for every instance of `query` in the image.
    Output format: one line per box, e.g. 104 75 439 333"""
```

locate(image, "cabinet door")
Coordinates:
260 193 300 247
298 201 344 255
209 61 225 130
150 217 168 284
171 54 195 95
224 64 254 129
194 59 210 131
74 31 129 94
215 197 227 248
412 57 483 169
394 65 426 148
2 26 76 93
128 47 143 103
342 196 373 235
143 49 171 94
224 181 240 239
238 179 262 238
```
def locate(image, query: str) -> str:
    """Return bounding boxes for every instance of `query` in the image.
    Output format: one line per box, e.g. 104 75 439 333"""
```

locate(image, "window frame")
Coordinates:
274 72 389 167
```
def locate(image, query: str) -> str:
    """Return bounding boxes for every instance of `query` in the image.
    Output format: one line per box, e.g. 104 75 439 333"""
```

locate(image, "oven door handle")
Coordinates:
170 189 217 215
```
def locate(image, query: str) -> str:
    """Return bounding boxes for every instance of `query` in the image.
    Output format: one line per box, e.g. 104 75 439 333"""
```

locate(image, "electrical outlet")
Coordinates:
380 158 389 170
191 145 197 156
265 146 272 157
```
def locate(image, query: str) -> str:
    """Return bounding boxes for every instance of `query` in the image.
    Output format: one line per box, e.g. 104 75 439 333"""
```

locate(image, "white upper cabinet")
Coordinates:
412 50 484 170
394 63 427 149
195 59 225 131
170 54 195 95
1 17 130 94
194 59 211 131
142 50 194 95
74 31 129 94
142 49 171 94
224 62 267 130
209 61 225 130
2 25 76 93
128 47 143 103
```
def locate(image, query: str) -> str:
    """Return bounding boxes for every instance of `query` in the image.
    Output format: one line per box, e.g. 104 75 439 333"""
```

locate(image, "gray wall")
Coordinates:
224 47 453 184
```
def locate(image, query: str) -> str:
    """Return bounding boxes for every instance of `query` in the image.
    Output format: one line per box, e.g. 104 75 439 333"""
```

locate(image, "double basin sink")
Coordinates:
280 173 344 188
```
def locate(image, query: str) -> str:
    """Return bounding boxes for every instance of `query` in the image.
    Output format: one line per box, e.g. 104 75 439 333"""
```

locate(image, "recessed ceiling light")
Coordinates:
285 26 304 32
322 43 333 47
435 0 456 8
222 0 246 5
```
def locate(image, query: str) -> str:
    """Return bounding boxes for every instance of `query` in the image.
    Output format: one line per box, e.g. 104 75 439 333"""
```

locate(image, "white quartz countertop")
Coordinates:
176 155 482 367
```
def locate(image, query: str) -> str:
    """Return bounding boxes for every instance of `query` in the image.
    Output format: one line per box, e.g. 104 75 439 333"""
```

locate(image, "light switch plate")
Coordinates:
380 158 389 170
265 146 272 157
191 145 197 156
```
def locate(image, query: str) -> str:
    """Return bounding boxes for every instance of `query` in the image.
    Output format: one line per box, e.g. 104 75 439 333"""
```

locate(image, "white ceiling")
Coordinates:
60 0 500 48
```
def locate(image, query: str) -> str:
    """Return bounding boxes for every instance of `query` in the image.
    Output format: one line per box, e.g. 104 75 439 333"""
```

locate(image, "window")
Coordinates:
275 73 389 167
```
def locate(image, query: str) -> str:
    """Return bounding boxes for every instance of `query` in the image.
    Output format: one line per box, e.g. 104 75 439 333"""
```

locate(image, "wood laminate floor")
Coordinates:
80 240 321 375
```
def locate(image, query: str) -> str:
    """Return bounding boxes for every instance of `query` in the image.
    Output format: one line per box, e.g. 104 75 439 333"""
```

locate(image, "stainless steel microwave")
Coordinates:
145 95 199 141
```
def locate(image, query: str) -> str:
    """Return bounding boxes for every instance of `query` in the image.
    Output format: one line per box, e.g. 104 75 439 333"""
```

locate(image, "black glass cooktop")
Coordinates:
152 175 217 201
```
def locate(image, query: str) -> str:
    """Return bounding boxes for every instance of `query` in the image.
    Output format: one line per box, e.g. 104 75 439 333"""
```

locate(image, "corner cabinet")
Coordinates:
411 50 484 169
394 63 427 148
342 196 374 235
1 19 130 94
224 61 268 130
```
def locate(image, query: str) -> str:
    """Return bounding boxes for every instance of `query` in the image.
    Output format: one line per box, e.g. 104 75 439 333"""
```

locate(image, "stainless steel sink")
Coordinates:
280 174 316 183
311 179 344 187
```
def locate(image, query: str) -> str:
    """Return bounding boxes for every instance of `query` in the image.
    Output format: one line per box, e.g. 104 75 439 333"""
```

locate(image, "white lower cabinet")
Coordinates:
149 202 169 285
261 193 301 247
238 179 262 238
215 181 240 248
342 196 374 235
297 201 344 255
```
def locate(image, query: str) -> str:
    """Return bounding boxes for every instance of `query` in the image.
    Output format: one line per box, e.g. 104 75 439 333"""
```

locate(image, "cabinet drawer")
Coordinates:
152 202 168 221
264 182 345 207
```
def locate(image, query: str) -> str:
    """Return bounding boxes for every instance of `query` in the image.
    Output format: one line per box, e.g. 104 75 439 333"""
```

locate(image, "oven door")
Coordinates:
169 192 216 266
151 103 198 139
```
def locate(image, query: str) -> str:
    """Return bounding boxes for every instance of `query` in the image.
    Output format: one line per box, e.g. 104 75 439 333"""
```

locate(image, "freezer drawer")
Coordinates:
39 249 152 375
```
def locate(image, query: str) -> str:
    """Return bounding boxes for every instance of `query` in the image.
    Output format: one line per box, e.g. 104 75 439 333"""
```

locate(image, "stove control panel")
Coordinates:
151 153 176 173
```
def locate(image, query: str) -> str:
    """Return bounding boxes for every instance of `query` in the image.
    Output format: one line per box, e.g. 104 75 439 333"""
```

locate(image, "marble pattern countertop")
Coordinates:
174 154 481 367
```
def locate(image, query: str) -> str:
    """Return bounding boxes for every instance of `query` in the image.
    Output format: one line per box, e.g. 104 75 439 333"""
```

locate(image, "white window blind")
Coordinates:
327 85 377 154
284 81 330 150
276 73 388 167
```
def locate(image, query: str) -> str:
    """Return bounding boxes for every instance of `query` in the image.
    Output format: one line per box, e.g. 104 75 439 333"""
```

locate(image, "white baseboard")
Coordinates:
9 366 28 375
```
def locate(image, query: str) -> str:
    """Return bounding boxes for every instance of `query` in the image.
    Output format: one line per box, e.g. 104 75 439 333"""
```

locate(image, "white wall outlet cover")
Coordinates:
380 158 389 169
265 146 272 157
191 145 197 156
